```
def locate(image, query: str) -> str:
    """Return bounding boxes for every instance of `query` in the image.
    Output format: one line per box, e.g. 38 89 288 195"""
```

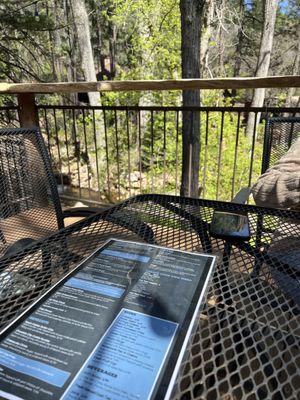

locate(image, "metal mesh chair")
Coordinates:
0 128 155 260
261 116 300 174
232 116 300 204
0 128 101 258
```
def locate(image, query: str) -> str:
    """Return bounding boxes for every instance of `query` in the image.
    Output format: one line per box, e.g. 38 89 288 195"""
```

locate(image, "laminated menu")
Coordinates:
0 239 216 400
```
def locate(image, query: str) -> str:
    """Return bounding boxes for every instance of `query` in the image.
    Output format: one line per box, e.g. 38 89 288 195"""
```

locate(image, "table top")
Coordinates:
0 194 299 400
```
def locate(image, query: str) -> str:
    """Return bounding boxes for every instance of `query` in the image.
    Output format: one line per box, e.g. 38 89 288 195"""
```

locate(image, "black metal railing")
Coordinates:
35 105 299 204
0 106 20 128
1 104 299 204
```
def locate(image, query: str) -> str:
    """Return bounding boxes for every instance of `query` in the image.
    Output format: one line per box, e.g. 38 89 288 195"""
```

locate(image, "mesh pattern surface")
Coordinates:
0 128 63 257
0 194 299 399
264 117 300 172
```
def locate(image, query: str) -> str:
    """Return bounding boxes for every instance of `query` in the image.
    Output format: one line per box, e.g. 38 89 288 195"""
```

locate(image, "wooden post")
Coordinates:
17 93 39 128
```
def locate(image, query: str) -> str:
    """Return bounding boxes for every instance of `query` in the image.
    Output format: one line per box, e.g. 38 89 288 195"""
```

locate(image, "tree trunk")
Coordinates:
245 0 278 138
46 4 55 80
285 26 300 110
65 0 78 103
180 0 204 198
216 0 226 77
233 0 244 78
200 0 215 77
96 2 103 74
53 0 63 82
69 0 99 106
108 5 117 79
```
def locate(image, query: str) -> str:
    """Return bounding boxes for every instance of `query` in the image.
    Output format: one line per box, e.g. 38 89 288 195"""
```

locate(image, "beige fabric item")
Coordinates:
251 137 300 209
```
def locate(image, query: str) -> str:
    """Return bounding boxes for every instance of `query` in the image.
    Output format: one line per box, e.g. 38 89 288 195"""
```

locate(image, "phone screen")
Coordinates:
209 211 250 241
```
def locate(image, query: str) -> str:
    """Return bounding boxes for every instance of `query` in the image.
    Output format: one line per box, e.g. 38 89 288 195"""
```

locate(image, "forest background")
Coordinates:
0 0 299 203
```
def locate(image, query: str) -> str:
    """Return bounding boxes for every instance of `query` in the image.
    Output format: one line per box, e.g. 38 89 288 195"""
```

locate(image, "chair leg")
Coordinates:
0 229 6 245
251 214 264 278
222 242 232 274
251 259 264 278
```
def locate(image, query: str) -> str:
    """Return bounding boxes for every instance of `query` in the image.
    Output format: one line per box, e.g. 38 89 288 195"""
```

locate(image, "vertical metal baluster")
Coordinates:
103 109 111 200
287 121 294 149
138 110 142 192
202 111 209 198
18 131 31 209
62 109 71 178
0 138 8 221
188 110 193 197
248 112 258 188
72 108 81 198
53 108 64 190
216 111 225 200
232 112 241 200
198 108 202 197
92 110 101 201
5 108 10 125
175 110 179 196
278 120 284 145
163 110 167 193
82 108 91 199
126 109 131 196
15 106 19 125
12 107 17 125
15 107 20 127
44 108 52 158
114 109 121 200
15 106 20 126
150 110 154 192
21 137 30 205
16 106 21 127
9 134 20 210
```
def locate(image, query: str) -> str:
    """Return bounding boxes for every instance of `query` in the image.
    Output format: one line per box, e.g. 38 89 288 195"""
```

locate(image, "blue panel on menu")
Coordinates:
102 249 150 263
62 309 178 400
0 348 70 387
65 278 125 298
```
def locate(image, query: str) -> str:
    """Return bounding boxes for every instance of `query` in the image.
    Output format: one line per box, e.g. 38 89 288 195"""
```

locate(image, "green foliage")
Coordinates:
1 12 54 31
0 1 54 82
0 0 298 204
199 112 263 201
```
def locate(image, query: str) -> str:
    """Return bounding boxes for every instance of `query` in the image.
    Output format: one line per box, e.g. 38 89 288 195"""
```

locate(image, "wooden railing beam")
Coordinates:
1 76 300 94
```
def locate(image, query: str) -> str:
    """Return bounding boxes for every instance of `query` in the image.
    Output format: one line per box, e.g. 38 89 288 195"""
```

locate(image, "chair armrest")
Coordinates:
232 187 251 204
62 207 106 218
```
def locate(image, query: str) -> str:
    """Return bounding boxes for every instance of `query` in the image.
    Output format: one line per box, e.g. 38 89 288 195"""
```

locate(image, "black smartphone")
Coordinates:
209 210 251 241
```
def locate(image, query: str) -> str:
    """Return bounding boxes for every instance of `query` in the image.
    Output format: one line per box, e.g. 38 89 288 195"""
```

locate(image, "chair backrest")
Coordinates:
262 117 300 173
0 128 64 256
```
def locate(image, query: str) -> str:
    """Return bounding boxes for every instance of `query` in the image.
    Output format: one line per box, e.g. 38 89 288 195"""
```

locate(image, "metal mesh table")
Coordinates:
0 194 299 399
